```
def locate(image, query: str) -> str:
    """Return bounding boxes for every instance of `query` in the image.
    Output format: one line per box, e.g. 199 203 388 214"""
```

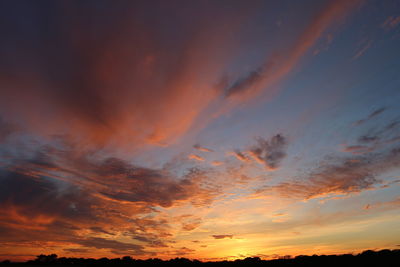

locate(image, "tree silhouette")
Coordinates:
15 249 400 267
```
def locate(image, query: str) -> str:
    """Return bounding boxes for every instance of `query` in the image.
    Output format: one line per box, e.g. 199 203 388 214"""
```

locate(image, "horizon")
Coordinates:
1 0 400 262
3 248 400 263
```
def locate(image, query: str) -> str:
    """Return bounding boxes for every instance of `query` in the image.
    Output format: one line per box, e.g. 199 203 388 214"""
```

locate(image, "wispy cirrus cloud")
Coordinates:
382 16 400 30
353 107 386 126
224 0 362 100
343 116 400 154
352 40 372 60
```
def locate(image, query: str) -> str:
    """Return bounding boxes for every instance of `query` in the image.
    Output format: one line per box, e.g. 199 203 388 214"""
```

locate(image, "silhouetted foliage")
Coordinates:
4 249 396 267
34 254 58 264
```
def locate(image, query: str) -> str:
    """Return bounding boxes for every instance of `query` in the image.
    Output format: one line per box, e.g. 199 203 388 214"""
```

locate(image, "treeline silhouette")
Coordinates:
1 249 399 267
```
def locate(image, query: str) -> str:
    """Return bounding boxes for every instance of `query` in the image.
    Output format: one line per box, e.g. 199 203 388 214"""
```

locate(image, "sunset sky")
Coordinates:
1 0 400 262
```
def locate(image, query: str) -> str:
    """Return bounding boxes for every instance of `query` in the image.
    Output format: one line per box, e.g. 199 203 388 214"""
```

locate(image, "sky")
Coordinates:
0 0 400 262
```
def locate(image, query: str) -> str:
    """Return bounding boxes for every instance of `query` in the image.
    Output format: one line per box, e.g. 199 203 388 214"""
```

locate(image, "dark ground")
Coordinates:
2 249 400 267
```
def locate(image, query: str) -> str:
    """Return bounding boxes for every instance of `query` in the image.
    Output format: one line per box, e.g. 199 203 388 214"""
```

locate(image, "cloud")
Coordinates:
0 135 222 257
341 145 374 154
229 134 288 169
211 161 224 166
7 148 212 208
230 150 251 162
225 68 263 97
0 169 98 225
0 169 115 252
131 235 168 248
263 120 400 200
249 134 287 170
0 116 18 143
259 146 400 200
194 144 214 152
212 235 233 239
170 247 196 256
13 141 219 208
368 107 387 118
63 248 90 253
272 213 287 217
74 237 144 254
92 158 214 207
224 0 362 99
382 16 400 30
352 40 372 60
181 219 202 231
0 1 256 149
354 107 386 126
188 154 205 162
364 197 400 211
344 118 400 154
358 135 379 144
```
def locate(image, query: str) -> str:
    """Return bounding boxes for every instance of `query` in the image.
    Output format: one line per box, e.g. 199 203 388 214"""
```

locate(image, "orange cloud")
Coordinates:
181 216 202 231
188 154 205 162
0 2 256 151
230 150 251 162
194 144 214 152
0 136 227 260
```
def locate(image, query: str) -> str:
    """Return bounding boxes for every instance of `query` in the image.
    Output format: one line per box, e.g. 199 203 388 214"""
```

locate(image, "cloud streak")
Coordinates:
194 144 214 153
382 16 400 30
188 154 205 162
212 235 233 240
224 0 362 100
354 107 386 126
